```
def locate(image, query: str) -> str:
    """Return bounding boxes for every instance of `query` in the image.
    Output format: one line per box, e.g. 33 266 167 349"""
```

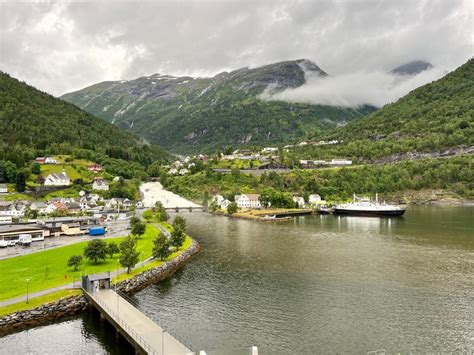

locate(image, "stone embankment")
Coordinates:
0 239 201 335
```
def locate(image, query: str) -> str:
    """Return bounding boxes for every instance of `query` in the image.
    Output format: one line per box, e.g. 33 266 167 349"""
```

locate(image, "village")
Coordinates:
166 140 351 176
0 156 146 252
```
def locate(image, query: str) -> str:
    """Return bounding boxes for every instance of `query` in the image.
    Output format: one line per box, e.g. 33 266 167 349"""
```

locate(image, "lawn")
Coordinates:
0 289 81 317
33 164 91 182
0 224 161 301
113 235 192 283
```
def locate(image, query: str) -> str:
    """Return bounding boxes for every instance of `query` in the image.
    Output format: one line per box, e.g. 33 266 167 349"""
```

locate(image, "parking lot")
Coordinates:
0 220 131 260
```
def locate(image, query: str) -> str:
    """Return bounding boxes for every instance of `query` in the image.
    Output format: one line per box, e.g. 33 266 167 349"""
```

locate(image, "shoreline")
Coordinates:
0 238 201 336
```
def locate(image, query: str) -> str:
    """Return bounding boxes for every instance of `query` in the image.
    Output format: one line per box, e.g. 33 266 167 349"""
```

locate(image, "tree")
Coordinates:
152 231 171 261
15 170 27 192
172 215 186 231
130 216 141 228
24 207 38 220
31 163 41 175
227 202 238 214
83 239 108 263
170 227 186 251
142 209 154 221
68 255 83 271
153 201 168 221
119 235 139 273
4 161 17 183
107 241 119 258
131 220 146 238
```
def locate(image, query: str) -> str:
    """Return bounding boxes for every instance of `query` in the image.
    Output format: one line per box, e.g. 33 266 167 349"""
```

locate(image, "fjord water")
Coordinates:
1 206 473 354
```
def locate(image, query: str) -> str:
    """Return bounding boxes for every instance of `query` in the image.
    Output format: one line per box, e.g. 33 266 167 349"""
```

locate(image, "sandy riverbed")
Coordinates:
140 182 200 208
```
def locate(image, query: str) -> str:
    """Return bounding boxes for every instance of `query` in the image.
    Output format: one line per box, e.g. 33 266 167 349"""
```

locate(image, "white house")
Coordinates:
234 194 261 209
45 157 59 164
92 177 109 191
29 202 48 215
44 203 58 215
168 168 178 175
0 202 25 217
0 184 8 193
44 170 70 186
212 195 232 210
308 194 322 205
179 168 189 175
261 147 278 154
293 196 305 208
329 159 352 166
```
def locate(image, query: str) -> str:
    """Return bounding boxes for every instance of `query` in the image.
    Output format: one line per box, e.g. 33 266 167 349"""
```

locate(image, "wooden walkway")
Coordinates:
85 289 193 355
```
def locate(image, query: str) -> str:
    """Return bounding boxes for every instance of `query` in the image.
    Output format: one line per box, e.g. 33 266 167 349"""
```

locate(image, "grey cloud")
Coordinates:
262 68 448 107
0 0 471 96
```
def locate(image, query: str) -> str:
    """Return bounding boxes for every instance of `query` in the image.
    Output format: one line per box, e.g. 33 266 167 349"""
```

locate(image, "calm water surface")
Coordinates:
1 206 473 354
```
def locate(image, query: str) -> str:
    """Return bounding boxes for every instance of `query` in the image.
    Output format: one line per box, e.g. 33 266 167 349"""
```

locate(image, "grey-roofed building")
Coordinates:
0 224 44 241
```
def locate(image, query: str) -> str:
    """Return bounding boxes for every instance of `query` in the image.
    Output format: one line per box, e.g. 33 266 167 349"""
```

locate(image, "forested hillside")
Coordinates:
62 59 375 153
286 58 473 162
0 72 171 178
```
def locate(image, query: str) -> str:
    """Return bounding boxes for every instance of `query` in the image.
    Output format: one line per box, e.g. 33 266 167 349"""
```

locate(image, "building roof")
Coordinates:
0 224 43 233
86 272 111 282
244 194 260 201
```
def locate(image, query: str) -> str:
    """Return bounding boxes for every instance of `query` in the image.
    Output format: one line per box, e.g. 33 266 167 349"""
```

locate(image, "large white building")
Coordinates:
44 171 70 186
234 194 261 209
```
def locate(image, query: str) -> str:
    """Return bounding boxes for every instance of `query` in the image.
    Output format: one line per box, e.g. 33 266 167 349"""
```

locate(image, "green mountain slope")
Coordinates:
62 59 375 153
287 58 474 162
0 72 171 177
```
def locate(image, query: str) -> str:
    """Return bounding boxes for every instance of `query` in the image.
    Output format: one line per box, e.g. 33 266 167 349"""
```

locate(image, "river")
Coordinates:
1 206 473 354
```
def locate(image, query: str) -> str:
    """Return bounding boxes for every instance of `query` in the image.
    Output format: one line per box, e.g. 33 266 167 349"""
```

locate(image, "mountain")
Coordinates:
62 59 376 153
390 60 433 76
289 58 473 162
0 72 170 177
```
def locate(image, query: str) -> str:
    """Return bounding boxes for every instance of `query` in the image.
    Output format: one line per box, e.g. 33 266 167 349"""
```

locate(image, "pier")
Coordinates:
82 273 193 354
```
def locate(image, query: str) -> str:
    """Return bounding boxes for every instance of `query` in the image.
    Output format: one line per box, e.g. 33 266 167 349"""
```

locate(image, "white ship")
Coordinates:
334 194 406 216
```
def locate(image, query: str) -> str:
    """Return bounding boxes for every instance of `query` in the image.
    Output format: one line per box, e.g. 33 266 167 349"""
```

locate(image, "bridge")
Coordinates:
83 273 194 354
164 206 206 212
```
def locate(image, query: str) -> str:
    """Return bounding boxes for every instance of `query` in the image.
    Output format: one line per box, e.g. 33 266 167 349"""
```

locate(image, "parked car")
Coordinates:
18 234 32 246
7 240 17 247
0 240 7 248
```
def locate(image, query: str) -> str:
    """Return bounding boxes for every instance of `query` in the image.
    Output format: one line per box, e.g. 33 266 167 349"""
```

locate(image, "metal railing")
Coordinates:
89 292 157 355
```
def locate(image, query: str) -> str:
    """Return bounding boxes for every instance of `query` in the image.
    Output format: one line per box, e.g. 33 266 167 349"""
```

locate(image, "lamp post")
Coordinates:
161 329 165 355
25 278 30 304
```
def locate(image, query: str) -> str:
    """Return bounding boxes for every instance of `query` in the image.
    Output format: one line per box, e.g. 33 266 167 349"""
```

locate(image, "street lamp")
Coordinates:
141 251 144 267
25 278 30 304
161 329 165 355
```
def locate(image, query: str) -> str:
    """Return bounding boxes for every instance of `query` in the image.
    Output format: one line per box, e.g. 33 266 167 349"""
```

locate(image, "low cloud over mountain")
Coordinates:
262 65 446 108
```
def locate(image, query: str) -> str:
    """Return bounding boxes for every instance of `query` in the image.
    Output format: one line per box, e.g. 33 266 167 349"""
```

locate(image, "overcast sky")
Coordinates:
0 0 472 97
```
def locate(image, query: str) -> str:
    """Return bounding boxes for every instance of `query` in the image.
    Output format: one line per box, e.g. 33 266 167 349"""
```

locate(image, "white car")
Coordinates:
7 240 17 247
0 240 8 248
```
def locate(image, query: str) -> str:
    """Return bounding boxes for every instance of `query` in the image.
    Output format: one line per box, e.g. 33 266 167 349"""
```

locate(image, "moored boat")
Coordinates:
334 194 406 216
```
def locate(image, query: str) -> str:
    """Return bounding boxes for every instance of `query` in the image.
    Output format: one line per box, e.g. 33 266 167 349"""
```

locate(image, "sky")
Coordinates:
0 0 472 104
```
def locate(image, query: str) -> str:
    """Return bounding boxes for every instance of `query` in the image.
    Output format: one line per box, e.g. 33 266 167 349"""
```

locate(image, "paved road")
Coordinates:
0 223 170 307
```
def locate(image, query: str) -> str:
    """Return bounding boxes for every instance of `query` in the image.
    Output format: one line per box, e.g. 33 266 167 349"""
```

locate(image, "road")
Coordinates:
0 224 170 308
0 220 131 261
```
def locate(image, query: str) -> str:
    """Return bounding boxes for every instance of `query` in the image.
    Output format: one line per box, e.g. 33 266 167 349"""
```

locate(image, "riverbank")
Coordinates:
0 237 201 335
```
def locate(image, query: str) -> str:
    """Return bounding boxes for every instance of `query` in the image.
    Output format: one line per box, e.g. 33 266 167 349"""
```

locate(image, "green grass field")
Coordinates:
0 224 163 301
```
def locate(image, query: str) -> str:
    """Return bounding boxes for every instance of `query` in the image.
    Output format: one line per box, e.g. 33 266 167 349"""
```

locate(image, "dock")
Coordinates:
84 287 193 354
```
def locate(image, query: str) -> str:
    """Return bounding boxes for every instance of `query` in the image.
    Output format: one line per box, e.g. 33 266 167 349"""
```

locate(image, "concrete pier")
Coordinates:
84 288 193 355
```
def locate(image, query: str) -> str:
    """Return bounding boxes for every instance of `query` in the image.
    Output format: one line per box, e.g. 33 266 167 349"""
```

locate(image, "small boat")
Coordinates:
334 194 406 217
318 206 333 214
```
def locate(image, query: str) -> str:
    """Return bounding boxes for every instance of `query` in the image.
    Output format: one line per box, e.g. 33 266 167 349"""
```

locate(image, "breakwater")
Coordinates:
0 239 201 335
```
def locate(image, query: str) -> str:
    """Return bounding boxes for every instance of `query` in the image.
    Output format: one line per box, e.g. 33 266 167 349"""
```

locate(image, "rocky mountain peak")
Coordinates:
390 60 433 76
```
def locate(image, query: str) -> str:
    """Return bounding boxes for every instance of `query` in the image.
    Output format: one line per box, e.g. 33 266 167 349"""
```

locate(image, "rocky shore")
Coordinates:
0 239 201 336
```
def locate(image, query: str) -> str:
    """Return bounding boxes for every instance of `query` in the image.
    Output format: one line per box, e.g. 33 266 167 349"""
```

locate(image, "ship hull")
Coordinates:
333 208 406 216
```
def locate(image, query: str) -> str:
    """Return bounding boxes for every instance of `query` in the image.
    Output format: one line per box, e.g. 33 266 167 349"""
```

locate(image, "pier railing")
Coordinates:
89 292 157 355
